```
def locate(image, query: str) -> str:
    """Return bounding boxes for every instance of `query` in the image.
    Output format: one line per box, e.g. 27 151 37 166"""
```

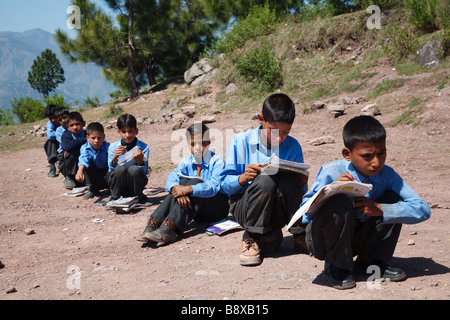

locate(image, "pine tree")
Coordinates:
27 49 65 98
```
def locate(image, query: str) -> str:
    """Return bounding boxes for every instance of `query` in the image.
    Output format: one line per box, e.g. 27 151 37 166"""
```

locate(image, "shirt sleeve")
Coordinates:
380 170 431 224
46 121 58 141
78 143 91 168
220 136 248 197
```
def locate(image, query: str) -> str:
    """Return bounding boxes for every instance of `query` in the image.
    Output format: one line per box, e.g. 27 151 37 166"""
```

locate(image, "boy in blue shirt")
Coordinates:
61 112 86 189
137 122 229 245
44 104 60 178
220 93 307 266
55 107 69 175
76 122 110 200
107 114 150 204
302 115 431 289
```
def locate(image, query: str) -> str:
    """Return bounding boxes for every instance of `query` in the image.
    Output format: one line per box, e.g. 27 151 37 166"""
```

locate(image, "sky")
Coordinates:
0 0 114 35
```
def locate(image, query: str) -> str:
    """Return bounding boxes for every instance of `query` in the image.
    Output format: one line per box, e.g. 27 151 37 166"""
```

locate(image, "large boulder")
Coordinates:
184 58 217 87
416 41 442 67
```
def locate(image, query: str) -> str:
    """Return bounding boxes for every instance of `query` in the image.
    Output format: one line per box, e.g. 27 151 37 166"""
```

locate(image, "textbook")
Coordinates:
177 172 204 183
261 155 311 176
105 196 139 208
117 146 148 169
206 219 242 236
286 181 373 230
62 186 90 197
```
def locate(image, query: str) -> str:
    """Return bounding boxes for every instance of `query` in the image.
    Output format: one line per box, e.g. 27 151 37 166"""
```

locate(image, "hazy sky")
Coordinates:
0 0 114 34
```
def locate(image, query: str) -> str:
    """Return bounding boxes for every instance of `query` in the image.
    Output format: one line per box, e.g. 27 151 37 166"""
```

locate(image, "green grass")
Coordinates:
367 79 406 99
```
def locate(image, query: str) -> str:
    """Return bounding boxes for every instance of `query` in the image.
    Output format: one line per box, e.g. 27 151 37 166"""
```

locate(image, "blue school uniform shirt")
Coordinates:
78 140 110 169
220 126 305 197
165 150 226 198
301 159 431 225
56 126 67 153
108 139 150 175
46 120 59 141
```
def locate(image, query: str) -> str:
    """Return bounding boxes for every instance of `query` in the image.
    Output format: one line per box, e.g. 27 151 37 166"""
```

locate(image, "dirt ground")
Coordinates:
0 66 449 304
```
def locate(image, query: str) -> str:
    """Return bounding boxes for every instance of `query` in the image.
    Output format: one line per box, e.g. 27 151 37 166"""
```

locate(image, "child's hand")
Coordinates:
112 146 127 165
355 197 383 217
171 185 193 198
337 171 355 181
75 167 85 183
238 163 263 185
176 195 192 210
133 148 144 166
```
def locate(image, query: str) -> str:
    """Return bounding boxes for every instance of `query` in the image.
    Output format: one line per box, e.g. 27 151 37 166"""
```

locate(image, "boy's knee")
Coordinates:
128 165 142 177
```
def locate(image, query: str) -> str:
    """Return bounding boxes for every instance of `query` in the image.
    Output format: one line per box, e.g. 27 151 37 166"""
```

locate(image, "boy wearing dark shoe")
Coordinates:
76 122 110 200
43 104 60 178
107 114 150 204
301 115 431 289
220 93 308 266
60 112 87 189
137 122 229 244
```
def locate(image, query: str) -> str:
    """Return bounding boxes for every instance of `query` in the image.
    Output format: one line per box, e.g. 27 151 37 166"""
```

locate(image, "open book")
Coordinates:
286 181 373 230
105 196 139 208
177 171 204 183
261 155 311 176
62 186 90 197
117 146 148 169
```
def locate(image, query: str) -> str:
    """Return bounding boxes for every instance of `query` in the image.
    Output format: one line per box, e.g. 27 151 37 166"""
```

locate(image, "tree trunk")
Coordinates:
144 56 156 86
127 0 139 99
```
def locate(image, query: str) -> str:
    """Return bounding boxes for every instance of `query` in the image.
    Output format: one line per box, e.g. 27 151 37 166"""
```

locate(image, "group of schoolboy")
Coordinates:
43 93 431 290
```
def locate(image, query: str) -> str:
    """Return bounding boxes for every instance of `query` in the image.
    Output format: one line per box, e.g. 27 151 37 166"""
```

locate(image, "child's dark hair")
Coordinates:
343 115 386 150
262 93 296 124
185 122 210 141
65 111 84 124
55 106 69 118
117 114 137 130
86 122 104 135
45 104 59 118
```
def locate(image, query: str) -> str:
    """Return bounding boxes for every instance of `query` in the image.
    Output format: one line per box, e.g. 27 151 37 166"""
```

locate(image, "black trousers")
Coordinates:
305 191 403 272
151 178 229 234
84 164 108 194
62 151 79 178
44 139 59 165
229 172 305 236
107 165 148 200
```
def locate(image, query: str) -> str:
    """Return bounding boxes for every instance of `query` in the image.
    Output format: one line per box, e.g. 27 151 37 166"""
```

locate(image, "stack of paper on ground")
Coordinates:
286 181 373 230
62 186 90 197
261 155 311 176
177 172 204 182
206 219 242 236
117 146 148 169
105 196 139 209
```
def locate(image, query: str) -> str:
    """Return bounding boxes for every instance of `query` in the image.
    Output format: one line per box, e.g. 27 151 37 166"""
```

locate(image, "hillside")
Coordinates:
0 8 449 301
0 28 118 111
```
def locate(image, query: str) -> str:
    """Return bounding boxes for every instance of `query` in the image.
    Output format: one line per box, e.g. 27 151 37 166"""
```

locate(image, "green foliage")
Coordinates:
84 96 100 109
234 46 283 92
10 97 45 124
382 23 418 63
27 49 65 98
213 4 281 55
108 105 124 117
10 94 70 124
404 0 438 32
0 109 14 126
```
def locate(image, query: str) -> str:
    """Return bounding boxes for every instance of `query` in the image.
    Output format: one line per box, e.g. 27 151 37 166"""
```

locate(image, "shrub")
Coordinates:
234 46 283 92
382 23 418 63
10 97 45 124
404 0 438 32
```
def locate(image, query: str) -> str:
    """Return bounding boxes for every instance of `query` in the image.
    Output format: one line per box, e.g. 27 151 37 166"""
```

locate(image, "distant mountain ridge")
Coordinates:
0 28 118 111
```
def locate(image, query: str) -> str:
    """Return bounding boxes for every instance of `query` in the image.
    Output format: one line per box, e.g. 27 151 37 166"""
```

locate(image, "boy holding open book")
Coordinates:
220 93 308 266
300 115 431 289
136 122 229 245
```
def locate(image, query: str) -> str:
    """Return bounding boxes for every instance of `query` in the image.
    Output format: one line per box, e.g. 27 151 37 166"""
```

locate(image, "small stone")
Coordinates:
24 228 35 235
6 287 17 294
407 239 415 245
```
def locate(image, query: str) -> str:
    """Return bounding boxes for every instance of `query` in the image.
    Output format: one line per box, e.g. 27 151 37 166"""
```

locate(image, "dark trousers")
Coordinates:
107 165 148 200
84 164 108 195
44 139 59 165
151 178 229 234
229 172 305 236
305 191 403 272
62 151 79 178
